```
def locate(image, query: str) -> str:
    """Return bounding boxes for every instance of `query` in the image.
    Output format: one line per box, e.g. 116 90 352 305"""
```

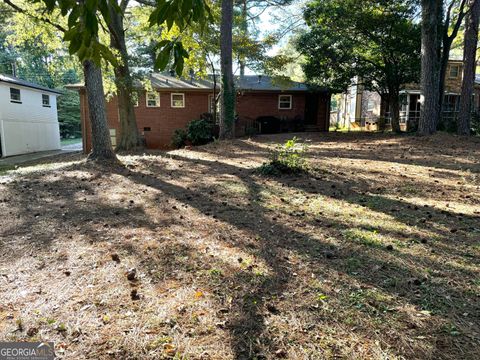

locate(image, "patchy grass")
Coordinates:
0 164 15 176
60 137 82 146
0 132 479 359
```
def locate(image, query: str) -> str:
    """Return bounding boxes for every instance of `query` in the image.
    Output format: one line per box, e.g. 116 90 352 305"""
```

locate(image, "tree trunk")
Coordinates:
389 92 401 133
458 0 480 135
239 0 248 77
439 0 467 124
419 0 442 135
83 60 117 161
108 0 143 151
438 43 450 121
219 0 235 139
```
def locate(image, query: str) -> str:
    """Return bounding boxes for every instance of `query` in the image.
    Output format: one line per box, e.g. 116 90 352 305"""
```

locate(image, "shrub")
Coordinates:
172 129 187 148
258 137 309 176
187 118 214 145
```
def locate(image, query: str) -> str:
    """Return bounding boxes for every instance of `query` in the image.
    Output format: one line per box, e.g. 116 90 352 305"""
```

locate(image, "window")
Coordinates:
349 98 356 115
146 91 160 107
42 94 50 107
132 91 139 107
208 94 215 113
110 129 116 147
330 97 338 112
171 93 185 108
449 65 460 78
209 94 220 124
278 94 292 110
10 88 21 103
367 99 375 111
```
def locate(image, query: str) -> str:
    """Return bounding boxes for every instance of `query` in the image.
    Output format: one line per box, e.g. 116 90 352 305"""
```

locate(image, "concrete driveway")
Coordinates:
0 142 82 166
61 142 83 151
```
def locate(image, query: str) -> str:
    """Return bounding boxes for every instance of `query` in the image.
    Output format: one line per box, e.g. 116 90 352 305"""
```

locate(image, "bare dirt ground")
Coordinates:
0 132 479 359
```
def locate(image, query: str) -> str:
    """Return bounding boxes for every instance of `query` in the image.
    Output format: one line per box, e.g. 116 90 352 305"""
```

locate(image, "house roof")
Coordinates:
235 75 309 91
148 73 216 90
0 73 62 94
67 73 313 92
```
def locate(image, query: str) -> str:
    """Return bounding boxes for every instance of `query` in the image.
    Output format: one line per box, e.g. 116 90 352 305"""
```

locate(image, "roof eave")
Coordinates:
0 79 62 95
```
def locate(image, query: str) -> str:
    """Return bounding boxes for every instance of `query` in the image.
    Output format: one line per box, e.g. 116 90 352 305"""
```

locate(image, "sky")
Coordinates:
239 1 306 75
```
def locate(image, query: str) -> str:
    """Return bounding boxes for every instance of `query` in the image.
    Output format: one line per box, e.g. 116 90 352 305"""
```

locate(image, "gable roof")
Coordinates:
67 73 313 92
0 74 62 94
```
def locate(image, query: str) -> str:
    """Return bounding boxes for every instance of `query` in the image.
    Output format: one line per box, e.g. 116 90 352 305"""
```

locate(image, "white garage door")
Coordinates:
1 120 61 157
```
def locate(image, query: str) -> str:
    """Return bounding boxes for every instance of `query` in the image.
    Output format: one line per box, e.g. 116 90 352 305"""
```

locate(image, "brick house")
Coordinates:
333 59 480 131
69 73 330 152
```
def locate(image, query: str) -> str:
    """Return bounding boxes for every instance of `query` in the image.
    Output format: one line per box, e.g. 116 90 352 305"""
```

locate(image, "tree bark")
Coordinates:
220 0 235 139
83 60 117 161
458 0 480 135
419 0 442 135
389 90 401 133
438 0 467 124
108 0 143 151
239 0 248 77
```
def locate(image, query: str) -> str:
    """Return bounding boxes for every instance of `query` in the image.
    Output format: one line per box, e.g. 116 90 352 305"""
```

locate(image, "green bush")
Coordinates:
187 118 214 145
172 129 187 148
258 137 309 176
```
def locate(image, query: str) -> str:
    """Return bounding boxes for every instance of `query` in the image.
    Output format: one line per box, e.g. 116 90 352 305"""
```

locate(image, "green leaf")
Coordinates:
154 43 173 70
68 35 82 54
85 11 98 34
68 7 81 28
85 0 96 11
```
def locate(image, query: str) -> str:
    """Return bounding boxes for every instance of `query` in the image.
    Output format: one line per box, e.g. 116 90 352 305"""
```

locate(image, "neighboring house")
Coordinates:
0 74 61 158
69 73 330 152
332 78 382 129
334 59 480 131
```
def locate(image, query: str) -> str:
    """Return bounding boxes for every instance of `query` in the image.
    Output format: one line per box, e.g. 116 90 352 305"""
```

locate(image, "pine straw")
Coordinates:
0 132 479 359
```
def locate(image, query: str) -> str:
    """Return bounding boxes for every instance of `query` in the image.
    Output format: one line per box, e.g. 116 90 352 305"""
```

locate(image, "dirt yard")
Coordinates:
0 132 479 359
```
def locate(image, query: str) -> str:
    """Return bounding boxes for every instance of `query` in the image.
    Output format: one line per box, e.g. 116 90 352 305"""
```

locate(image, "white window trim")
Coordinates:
146 91 160 107
208 94 214 113
171 93 185 108
42 94 50 107
449 65 460 78
278 94 292 110
109 129 117 147
367 99 375 111
10 88 21 103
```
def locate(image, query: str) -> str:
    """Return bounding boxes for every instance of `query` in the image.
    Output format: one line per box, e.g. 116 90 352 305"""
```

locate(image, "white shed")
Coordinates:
0 74 62 158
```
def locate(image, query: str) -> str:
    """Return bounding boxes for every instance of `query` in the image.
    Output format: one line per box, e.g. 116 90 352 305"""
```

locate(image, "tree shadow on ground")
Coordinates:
1 133 479 359
118 151 480 359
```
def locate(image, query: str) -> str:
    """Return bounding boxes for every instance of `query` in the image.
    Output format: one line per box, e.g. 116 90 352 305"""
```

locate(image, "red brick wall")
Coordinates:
80 89 330 153
79 89 92 153
81 90 212 152
235 92 306 136
236 92 330 135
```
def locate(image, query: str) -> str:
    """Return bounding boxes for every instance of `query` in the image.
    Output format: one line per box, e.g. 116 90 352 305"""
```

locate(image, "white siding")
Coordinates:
0 83 60 157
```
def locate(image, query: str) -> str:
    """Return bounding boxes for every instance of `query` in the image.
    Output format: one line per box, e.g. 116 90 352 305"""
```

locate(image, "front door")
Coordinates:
304 93 318 125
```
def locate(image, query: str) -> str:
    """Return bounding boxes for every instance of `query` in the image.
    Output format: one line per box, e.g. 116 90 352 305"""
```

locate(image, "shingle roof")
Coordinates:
149 73 216 90
149 73 309 91
0 73 62 94
67 73 312 92
235 75 308 91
